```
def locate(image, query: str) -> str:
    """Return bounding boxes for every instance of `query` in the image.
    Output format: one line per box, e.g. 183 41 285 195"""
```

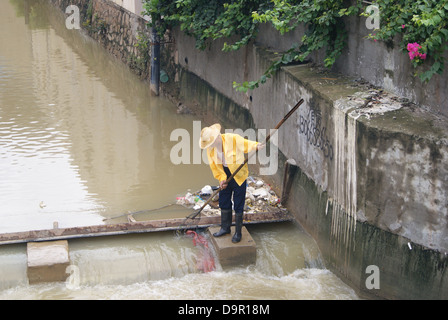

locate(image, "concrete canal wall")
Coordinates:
47 0 448 299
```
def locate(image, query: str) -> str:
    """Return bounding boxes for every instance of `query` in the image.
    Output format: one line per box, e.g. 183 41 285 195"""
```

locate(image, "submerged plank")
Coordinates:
0 211 291 245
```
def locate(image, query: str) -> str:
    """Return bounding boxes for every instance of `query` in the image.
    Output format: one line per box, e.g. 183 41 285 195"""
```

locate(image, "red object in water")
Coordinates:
186 230 215 272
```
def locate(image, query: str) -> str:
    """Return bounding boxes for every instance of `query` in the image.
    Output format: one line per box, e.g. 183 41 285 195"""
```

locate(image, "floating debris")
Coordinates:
176 176 283 216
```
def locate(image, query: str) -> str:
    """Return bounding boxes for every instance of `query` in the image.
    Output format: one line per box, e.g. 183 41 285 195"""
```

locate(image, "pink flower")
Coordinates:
406 42 427 61
402 24 406 29
407 42 421 52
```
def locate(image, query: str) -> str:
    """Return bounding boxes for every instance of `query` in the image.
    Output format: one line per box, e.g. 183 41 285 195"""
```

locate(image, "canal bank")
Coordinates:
45 0 448 299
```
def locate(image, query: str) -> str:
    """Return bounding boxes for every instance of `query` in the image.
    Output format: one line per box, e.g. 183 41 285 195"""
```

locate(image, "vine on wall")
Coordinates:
143 0 448 92
366 0 448 83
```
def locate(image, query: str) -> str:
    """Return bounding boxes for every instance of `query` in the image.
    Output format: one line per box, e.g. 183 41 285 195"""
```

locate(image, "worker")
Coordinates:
199 123 264 243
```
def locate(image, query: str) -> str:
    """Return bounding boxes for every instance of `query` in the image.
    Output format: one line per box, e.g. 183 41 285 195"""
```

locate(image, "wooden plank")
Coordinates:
0 211 291 245
281 159 299 206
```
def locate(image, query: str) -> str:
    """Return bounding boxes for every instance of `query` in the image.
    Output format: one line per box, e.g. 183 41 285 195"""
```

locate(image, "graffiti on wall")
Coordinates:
299 108 334 160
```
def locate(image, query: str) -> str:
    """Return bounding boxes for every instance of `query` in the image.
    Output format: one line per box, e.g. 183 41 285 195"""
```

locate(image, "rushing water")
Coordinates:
0 0 359 299
0 224 358 299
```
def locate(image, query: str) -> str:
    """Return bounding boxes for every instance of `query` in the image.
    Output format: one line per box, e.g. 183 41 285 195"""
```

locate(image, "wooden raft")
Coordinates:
0 210 291 246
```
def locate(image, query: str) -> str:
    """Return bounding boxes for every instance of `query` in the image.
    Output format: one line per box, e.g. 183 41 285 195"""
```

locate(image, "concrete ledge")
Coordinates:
27 240 70 284
208 226 256 267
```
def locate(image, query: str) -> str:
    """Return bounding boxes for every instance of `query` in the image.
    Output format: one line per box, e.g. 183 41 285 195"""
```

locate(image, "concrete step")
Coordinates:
208 226 256 267
27 240 70 284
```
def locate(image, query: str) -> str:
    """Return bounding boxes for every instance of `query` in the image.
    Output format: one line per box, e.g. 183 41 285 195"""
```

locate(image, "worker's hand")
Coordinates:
220 180 228 190
257 143 266 151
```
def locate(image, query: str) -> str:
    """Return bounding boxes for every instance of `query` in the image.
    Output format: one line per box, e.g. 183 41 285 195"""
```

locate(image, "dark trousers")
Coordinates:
219 166 247 213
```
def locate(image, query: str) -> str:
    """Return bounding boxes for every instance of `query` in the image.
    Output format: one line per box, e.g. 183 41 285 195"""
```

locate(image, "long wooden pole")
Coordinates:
0 211 291 246
186 99 304 220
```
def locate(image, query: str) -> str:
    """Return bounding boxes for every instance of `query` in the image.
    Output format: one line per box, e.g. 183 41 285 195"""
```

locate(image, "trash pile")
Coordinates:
176 176 283 216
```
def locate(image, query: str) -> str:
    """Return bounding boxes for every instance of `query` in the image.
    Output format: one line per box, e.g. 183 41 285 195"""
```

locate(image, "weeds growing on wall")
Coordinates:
143 0 447 92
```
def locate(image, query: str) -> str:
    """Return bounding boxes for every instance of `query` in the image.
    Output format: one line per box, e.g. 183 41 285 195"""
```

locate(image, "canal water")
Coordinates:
0 0 359 299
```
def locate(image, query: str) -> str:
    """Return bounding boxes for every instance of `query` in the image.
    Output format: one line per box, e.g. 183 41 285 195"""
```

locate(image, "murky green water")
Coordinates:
0 0 359 299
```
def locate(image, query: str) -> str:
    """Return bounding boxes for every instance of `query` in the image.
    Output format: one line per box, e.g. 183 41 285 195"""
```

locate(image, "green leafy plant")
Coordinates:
143 0 262 51
364 0 448 82
130 31 151 73
234 0 363 91
143 0 447 92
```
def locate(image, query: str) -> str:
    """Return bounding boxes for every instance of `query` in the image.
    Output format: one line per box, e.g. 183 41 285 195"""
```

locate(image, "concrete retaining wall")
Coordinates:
255 16 448 119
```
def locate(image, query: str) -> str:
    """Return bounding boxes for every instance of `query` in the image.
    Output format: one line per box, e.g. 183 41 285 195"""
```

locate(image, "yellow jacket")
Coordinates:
206 133 259 186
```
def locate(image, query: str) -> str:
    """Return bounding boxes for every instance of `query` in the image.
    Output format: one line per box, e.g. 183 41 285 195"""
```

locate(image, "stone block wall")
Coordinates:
50 0 150 78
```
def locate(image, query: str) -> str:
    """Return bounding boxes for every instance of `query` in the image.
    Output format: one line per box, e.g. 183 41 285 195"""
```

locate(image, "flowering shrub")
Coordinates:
407 42 427 61
143 0 447 90
144 0 366 92
367 0 448 82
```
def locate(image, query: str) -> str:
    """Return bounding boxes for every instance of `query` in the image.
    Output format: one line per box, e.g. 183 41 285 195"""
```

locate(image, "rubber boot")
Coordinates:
213 209 232 237
232 212 243 243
